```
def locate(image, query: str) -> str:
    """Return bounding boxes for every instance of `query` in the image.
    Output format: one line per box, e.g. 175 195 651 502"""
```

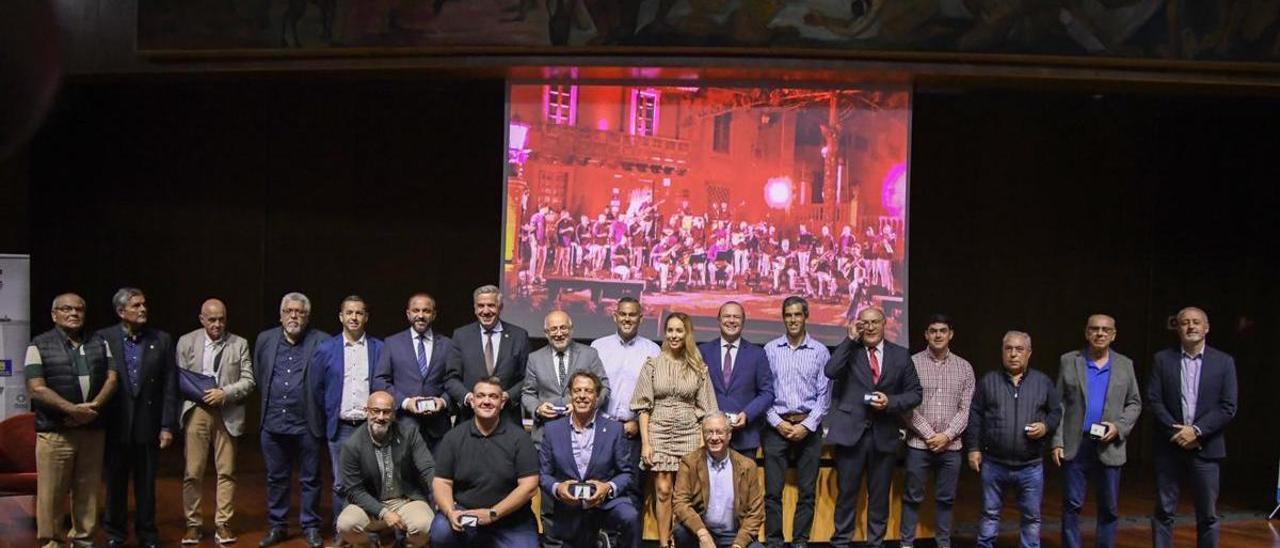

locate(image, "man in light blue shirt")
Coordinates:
591 297 660 507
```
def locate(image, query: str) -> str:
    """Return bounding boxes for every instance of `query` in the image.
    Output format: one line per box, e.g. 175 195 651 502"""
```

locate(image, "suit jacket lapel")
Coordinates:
851 346 874 389
193 331 207 373
1104 355 1126 416
1075 353 1088 408
554 423 579 480
707 343 725 393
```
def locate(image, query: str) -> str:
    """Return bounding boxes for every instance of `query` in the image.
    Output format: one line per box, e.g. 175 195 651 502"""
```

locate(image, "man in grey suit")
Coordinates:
521 310 609 548
177 299 256 545
1051 314 1142 548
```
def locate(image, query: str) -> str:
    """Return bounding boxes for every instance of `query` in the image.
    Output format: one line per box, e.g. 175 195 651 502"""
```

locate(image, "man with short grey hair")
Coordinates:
445 285 530 423
672 412 765 548
966 331 1061 548
98 288 178 548
255 292 330 548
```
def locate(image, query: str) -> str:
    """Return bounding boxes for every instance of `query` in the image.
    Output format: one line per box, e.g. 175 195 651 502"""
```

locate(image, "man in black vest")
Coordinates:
25 293 119 548
98 287 179 548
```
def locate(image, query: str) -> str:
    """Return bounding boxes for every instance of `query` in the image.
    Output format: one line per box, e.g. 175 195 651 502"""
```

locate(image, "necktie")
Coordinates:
722 343 735 386
868 346 881 385
484 329 496 374
556 351 568 390
416 335 428 377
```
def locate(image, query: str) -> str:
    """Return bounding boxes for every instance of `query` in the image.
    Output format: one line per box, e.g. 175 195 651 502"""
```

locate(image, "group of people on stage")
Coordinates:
27 283 1236 548
519 200 902 306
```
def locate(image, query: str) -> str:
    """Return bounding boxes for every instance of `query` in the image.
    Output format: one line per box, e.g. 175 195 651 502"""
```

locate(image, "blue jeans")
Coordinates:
977 461 1043 548
428 513 539 548
329 420 364 529
261 430 323 531
1061 438 1121 548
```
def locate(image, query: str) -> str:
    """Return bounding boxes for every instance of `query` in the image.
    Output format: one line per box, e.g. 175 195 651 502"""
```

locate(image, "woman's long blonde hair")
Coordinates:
663 312 706 371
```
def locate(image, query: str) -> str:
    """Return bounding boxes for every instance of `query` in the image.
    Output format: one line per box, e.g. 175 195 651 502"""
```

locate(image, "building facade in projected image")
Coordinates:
501 85 910 346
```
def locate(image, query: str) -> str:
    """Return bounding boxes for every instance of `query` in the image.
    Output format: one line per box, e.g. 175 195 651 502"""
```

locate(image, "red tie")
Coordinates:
868 346 881 385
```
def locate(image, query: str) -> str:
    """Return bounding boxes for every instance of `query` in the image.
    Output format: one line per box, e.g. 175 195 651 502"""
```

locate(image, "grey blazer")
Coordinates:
521 341 609 442
176 328 256 436
1052 349 1142 466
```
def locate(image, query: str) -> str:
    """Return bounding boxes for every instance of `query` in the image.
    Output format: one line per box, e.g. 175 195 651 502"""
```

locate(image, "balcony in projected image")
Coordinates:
533 123 690 170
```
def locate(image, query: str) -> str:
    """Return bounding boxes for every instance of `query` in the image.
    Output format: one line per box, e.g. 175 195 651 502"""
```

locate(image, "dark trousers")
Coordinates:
831 435 895 548
1062 438 1121 548
554 499 640 548
900 447 961 548
1152 449 1220 548
623 434 645 511
329 421 364 529
262 430 323 531
429 513 539 548
761 426 821 546
104 441 160 543
531 438 562 548
673 523 763 548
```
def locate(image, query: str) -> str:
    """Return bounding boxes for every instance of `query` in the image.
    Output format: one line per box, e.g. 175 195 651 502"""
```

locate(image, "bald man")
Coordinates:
521 310 609 547
176 299 257 545
336 391 436 548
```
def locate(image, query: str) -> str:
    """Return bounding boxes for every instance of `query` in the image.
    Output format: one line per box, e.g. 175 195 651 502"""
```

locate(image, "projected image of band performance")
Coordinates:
501 84 911 345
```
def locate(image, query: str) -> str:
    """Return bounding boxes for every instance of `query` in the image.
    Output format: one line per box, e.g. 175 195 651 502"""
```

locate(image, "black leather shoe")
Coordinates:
259 528 288 547
303 528 323 548
142 543 161 548
106 540 126 548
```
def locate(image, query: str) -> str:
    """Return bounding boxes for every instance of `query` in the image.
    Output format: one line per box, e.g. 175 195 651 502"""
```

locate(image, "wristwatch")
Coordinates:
488 509 498 521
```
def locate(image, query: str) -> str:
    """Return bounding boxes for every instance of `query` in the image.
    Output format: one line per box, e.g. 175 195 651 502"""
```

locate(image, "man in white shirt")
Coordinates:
591 297 660 508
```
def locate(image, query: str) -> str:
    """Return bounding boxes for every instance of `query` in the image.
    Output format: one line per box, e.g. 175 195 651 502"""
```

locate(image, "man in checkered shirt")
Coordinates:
899 314 974 548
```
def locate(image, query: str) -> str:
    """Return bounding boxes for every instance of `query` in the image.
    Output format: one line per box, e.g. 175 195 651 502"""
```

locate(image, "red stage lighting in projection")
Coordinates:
882 163 907 217
508 123 530 150
764 177 793 208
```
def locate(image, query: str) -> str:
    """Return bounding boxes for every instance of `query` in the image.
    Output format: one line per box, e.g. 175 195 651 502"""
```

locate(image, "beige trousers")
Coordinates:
182 407 238 527
337 498 434 547
36 428 105 548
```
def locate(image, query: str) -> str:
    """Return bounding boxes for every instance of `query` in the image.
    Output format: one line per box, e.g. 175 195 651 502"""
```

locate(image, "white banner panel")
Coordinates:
0 254 31 419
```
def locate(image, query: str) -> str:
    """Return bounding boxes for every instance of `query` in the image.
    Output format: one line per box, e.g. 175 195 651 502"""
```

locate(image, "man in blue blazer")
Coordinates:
698 301 774 455
445 285 530 424
1148 307 1238 548
255 292 330 548
373 292 454 453
539 371 638 548
824 307 922 548
311 295 384 544
98 288 177 548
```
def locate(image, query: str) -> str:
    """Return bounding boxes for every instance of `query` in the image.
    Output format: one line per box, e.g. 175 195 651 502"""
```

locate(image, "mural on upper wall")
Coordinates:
139 0 1280 61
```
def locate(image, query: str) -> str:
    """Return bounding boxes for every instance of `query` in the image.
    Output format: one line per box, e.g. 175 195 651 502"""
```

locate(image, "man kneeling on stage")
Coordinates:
673 412 765 548
335 391 436 547
540 371 639 548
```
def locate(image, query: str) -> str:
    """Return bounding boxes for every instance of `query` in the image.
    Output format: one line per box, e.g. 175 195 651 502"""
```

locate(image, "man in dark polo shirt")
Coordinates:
430 376 539 548
25 293 119 548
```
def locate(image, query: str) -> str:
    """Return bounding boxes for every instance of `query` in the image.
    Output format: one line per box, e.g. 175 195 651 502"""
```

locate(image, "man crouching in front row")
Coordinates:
335 391 436 547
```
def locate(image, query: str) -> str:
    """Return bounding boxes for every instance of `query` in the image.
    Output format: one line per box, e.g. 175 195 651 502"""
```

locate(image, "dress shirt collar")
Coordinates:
720 337 739 350
413 328 434 342
776 333 815 350
482 322 504 335
926 349 951 364
707 451 731 471
570 412 597 432
863 339 885 355
344 333 367 347
617 333 638 346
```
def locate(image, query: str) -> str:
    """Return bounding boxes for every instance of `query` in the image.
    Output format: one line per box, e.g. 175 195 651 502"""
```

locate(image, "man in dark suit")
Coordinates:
1148 307 1238 548
445 284 530 424
255 292 330 548
539 371 638 548
335 391 436 548
823 306 922 548
698 301 774 456
312 295 384 545
98 287 178 548
373 292 454 452
1052 314 1142 548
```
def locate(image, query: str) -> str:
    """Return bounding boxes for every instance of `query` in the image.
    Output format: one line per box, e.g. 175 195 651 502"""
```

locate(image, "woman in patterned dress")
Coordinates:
631 312 719 546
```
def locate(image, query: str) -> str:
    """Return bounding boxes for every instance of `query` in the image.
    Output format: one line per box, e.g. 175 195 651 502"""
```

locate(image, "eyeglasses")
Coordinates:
1086 326 1116 334
54 305 85 313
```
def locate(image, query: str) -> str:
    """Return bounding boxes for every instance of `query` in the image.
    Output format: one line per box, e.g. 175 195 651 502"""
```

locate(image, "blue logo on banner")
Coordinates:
0 359 12 376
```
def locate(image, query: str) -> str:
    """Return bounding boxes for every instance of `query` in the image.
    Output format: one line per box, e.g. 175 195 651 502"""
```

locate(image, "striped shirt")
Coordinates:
764 334 832 433
907 350 975 451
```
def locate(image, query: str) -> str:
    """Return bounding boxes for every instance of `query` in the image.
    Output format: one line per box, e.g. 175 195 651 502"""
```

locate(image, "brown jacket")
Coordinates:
672 447 764 548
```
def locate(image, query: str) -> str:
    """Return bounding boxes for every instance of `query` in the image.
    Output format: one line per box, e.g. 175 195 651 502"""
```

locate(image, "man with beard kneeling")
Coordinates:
335 391 436 547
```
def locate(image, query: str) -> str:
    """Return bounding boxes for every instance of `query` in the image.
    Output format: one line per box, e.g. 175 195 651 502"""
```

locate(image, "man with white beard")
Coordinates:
334 391 437 548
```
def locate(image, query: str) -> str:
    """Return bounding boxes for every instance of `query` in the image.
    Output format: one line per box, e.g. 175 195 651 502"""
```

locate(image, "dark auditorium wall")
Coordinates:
25 77 1280 507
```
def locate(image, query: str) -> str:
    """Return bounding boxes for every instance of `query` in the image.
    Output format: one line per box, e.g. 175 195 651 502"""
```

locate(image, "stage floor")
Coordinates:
2 457 1277 548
